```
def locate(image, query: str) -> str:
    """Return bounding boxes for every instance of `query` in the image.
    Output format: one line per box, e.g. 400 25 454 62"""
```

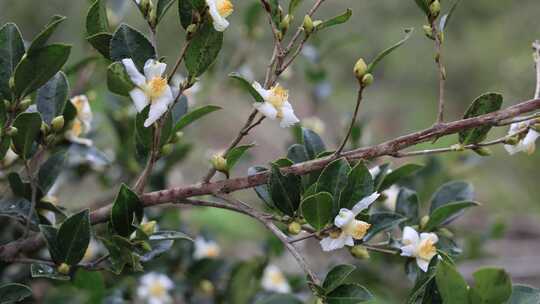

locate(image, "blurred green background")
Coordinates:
1 0 539 302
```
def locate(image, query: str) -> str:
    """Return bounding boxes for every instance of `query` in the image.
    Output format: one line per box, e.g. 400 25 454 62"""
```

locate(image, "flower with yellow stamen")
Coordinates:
252 81 300 128
206 0 233 32
400 226 438 272
65 95 93 146
320 193 380 252
261 264 291 294
122 58 174 127
193 237 221 260
137 272 174 304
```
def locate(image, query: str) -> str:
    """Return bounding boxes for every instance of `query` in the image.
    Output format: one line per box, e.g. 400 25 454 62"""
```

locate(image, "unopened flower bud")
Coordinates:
354 59 368 80
170 131 183 144
41 122 49 135
302 15 314 34
141 220 157 235
423 25 435 40
279 14 292 32
429 0 441 18
160 144 173 156
51 116 65 132
350 245 370 259
288 221 302 235
361 73 374 87
199 279 215 295
57 263 70 274
6 126 17 137
420 215 430 229
473 147 492 157
18 98 31 112
504 136 520 146
210 154 228 172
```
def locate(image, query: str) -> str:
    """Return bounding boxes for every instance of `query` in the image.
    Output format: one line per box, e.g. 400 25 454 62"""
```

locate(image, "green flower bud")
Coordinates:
288 221 302 235
160 144 173 156
353 58 368 80
40 122 49 135
51 116 65 132
210 154 228 172
504 135 520 146
429 0 441 18
6 126 18 137
423 25 435 40
199 280 215 295
350 245 370 259
473 147 492 157
302 15 314 34
279 14 292 32
17 98 32 112
141 221 157 235
361 73 374 87
57 263 70 274
420 215 430 229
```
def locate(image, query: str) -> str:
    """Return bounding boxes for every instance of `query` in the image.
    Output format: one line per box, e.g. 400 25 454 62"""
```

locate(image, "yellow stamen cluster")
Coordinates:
147 77 168 100
72 96 86 113
217 0 234 17
149 282 166 297
71 119 83 137
205 246 220 258
269 271 286 285
268 85 288 118
344 221 371 239
418 239 437 260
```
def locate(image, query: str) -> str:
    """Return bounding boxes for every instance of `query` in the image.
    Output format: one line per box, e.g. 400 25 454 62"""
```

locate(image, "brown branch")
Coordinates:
430 18 446 124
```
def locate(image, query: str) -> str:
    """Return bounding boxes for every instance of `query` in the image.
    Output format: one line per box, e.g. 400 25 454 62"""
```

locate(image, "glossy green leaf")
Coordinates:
7 172 32 200
435 260 469 304
395 188 419 224
379 163 423 191
301 192 333 230
57 209 91 265
27 15 67 54
249 166 274 208
87 32 112 58
226 258 266 304
86 0 109 35
316 158 350 210
338 162 374 211
185 22 223 77
178 0 205 29
425 201 479 231
225 144 255 171
0 283 33 303
110 24 156 70
364 212 407 241
302 128 326 159
508 285 540 304
30 263 70 281
107 61 135 96
14 44 71 98
40 225 61 264
470 268 512 304
0 23 25 100
287 144 309 164
367 28 414 73
111 184 143 237
459 93 503 145
149 230 193 241
326 284 373 304
269 164 302 216
229 72 263 102
38 149 67 193
12 112 42 159
317 9 352 31
323 264 356 294
73 270 106 303
173 105 221 131
36 72 69 125
430 181 474 212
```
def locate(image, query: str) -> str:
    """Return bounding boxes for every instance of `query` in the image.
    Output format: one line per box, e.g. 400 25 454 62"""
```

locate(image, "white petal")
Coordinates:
416 258 430 272
66 133 93 146
504 143 521 155
207 1 230 32
369 166 380 177
352 192 381 215
402 226 420 246
279 102 300 128
251 81 271 100
253 102 278 119
320 235 347 252
523 130 539 154
420 232 439 244
334 209 355 228
400 244 417 257
129 88 150 112
122 58 146 87
144 59 167 80
144 87 174 127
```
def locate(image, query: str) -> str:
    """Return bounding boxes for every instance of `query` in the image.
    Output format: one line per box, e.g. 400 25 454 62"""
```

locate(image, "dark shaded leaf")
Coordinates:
326 284 373 304
185 22 223 77
36 72 69 124
287 144 309 164
110 24 156 70
269 164 302 216
458 93 503 145
338 162 373 211
323 264 356 294
0 23 25 100
226 258 267 304
107 61 135 96
57 209 91 265
27 15 67 54
425 201 479 231
316 158 350 212
395 188 419 225
229 72 264 102
430 181 474 212
364 212 406 241
0 283 33 303
38 149 67 193
111 184 143 237
40 225 61 263
87 32 113 58
12 112 42 159
173 105 221 132
249 166 274 207
302 128 325 159
149 230 192 241
301 192 333 230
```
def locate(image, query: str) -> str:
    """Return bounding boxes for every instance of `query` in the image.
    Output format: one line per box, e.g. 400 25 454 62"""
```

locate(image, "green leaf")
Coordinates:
185 22 223 77
316 158 350 211
110 24 156 71
156 0 177 24
326 284 373 304
338 162 374 211
14 44 71 98
255 294 302 304
0 136 10 160
425 201 479 231
87 32 113 58
287 144 309 164
30 263 70 281
107 61 135 96
229 72 263 102
301 192 333 230
470 268 512 304
316 9 352 31
302 128 326 159
38 150 67 193
508 285 540 304
135 106 155 151
7 172 32 200
413 0 429 14
395 188 419 224
459 93 503 145
173 105 221 132
440 0 462 32
149 230 193 241
379 163 423 191
12 112 42 159
248 166 274 208
435 260 469 304
225 144 255 171
178 0 204 29
0 23 25 101
323 264 356 294
226 258 266 304
73 270 106 303
111 184 143 237
40 225 61 263
288 0 304 14
27 15 67 55
269 164 302 216
86 0 109 35
36 72 69 125
367 28 414 73
141 239 174 262
363 212 407 241
0 283 33 303
57 209 91 265
430 181 474 212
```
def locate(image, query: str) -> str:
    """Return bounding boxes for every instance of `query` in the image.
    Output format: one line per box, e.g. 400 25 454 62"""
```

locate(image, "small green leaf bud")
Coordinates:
429 0 441 18
51 116 65 132
41 122 49 135
438 227 454 238
6 126 17 137
473 147 492 157
210 154 228 172
57 263 70 274
141 220 157 235
288 221 302 235
186 24 198 35
302 15 314 34
420 215 430 229
423 25 435 40
350 245 370 259
17 98 32 112
353 58 368 80
170 131 184 144
199 280 215 295
160 144 173 156
279 14 292 32
312 20 323 28
361 73 374 87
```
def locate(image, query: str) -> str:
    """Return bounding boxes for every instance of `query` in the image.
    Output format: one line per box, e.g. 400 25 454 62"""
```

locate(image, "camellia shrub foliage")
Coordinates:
1 0 540 303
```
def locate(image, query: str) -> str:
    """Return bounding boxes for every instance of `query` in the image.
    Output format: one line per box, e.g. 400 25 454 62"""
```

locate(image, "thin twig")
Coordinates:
336 88 364 155
533 40 540 100
430 18 446 124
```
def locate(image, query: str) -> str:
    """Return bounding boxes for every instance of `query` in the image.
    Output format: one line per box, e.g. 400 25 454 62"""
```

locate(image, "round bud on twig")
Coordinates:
361 73 374 87
350 245 370 259
288 222 302 235
429 0 441 18
57 263 70 275
353 58 368 80
210 154 228 173
51 116 65 132
302 15 314 34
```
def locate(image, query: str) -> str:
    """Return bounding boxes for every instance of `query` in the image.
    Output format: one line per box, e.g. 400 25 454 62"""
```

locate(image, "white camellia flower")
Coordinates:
320 193 380 252
65 95 93 146
206 0 234 32
122 58 174 127
381 185 400 211
261 264 291 294
252 81 300 128
137 272 174 304
193 237 221 259
170 74 201 106
504 120 540 155
400 226 438 272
